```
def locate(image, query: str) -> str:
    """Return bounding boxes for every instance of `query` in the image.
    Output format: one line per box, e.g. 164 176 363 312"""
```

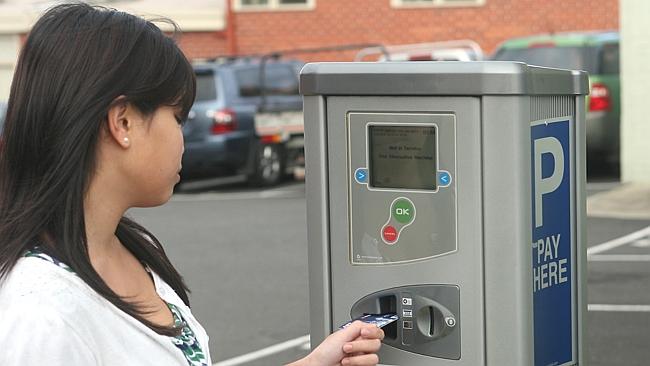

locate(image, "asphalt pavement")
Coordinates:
585 180 650 366
126 176 650 366
129 183 312 365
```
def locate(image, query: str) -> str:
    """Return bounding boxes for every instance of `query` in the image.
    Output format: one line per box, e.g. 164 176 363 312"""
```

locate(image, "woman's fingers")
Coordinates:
303 321 384 366
343 339 382 354
342 321 384 341
341 353 380 366
360 325 385 340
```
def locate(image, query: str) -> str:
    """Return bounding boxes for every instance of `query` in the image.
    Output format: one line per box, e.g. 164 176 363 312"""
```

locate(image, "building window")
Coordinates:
391 0 485 8
235 0 315 11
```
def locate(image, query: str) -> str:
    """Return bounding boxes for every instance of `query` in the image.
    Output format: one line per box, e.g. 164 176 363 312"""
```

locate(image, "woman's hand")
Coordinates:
295 321 384 366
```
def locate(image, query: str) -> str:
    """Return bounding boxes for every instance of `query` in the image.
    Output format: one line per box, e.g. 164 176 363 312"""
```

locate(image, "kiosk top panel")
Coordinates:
300 62 589 96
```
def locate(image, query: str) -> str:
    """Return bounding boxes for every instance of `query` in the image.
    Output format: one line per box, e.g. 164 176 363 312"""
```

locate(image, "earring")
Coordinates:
123 137 129 145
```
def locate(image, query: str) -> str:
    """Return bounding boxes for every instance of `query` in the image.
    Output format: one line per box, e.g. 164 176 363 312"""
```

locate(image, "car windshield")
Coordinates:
195 70 218 102
492 46 599 74
235 64 299 97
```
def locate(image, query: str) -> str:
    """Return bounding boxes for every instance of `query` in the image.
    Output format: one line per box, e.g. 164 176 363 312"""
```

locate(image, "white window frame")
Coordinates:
234 0 316 12
391 0 485 8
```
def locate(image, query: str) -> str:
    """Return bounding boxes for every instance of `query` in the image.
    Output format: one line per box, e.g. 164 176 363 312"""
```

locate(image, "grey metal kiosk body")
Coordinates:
301 62 588 366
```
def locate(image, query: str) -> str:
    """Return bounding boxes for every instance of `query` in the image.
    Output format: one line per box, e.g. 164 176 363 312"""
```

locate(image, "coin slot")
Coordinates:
428 306 435 336
417 305 440 338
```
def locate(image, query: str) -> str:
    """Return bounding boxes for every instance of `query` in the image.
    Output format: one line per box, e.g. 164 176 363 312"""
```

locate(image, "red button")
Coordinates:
382 225 397 244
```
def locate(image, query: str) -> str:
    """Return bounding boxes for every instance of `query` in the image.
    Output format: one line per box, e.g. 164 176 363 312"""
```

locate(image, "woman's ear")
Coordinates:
106 96 132 148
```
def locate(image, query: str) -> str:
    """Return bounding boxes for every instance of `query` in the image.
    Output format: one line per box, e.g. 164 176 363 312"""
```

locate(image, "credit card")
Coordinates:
339 313 399 329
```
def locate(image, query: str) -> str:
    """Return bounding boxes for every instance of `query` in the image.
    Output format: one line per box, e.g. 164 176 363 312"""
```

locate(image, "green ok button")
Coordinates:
392 198 415 224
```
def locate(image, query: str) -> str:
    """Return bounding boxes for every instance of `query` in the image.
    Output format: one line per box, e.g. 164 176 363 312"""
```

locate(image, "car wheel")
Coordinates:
250 143 284 187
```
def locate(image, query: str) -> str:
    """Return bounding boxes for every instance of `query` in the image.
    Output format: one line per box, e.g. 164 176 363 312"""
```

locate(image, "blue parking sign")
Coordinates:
531 119 574 366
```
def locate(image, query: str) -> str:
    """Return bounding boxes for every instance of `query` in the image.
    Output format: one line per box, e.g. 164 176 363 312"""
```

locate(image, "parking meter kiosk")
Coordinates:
301 62 589 366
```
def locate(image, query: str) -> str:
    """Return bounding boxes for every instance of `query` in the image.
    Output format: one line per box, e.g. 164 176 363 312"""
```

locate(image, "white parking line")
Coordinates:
588 254 650 262
172 187 305 202
631 238 650 248
587 229 650 314
586 181 621 192
588 304 650 312
172 191 303 202
213 225 649 365
213 335 310 366
586 225 650 256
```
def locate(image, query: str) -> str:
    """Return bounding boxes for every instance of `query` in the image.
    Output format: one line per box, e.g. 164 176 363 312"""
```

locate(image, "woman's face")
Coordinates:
127 105 184 207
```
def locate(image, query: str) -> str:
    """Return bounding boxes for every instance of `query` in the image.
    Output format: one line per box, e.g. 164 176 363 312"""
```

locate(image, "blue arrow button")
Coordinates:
438 171 452 187
355 168 368 184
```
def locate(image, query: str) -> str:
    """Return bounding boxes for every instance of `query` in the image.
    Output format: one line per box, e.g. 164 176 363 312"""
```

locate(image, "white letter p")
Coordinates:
534 137 564 228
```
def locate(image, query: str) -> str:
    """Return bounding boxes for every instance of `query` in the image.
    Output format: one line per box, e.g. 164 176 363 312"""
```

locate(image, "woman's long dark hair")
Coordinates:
0 3 196 336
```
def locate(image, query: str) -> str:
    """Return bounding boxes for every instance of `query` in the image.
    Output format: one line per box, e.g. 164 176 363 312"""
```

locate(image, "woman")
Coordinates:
0 4 383 365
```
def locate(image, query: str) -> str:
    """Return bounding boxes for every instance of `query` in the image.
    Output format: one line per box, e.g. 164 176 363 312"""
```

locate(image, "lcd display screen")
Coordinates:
368 125 437 190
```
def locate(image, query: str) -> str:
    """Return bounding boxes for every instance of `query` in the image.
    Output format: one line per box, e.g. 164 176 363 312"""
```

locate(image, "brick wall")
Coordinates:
129 0 619 62
13 1 619 62
16 30 229 62
177 31 228 60
191 0 618 62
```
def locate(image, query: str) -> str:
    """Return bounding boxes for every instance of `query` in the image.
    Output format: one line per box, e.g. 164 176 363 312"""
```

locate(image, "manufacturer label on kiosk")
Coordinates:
530 117 575 366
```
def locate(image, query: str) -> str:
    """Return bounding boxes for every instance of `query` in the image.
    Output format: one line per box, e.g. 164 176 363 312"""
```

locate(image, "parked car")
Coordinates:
355 40 484 62
181 58 304 187
491 31 620 170
0 101 6 136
